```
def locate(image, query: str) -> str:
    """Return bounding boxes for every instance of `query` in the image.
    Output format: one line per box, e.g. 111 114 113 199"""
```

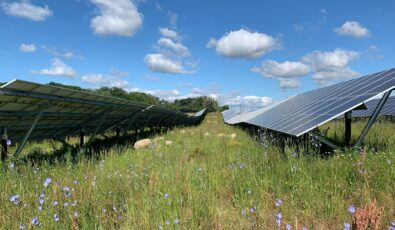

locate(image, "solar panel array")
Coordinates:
223 68 395 136
352 96 395 117
0 79 207 143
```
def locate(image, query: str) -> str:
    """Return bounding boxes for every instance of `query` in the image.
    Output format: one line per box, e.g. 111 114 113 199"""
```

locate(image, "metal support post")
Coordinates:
86 111 109 147
344 111 352 146
14 106 45 158
1 128 8 161
355 90 392 146
79 128 85 148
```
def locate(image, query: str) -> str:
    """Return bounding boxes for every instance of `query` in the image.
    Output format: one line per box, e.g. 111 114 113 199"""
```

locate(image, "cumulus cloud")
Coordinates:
251 60 309 89
144 53 193 74
81 73 129 88
207 28 279 59
1 1 52 21
302 49 361 86
158 38 189 56
252 60 310 78
142 89 181 101
335 21 370 38
33 58 76 77
159 27 179 40
90 0 143 37
19 43 36 52
279 78 301 89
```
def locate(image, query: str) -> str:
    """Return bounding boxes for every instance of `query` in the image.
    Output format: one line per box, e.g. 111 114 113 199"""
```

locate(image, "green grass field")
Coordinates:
0 113 394 229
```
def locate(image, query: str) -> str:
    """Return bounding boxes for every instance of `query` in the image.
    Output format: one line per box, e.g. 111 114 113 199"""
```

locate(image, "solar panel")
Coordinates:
0 79 207 149
223 68 395 136
352 96 395 117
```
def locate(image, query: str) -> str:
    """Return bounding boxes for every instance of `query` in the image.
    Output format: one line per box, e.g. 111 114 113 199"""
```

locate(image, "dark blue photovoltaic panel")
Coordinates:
223 68 395 136
352 96 395 117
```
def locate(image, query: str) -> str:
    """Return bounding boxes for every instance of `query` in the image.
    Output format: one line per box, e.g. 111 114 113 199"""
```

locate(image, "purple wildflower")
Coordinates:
344 222 351 230
302 227 308 230
53 201 59 206
62 186 70 191
250 207 256 213
164 193 169 199
10 194 19 205
64 202 68 207
275 212 282 227
38 198 44 205
275 198 282 207
43 178 52 187
54 213 59 222
6 139 11 145
74 211 79 217
31 217 40 226
348 205 356 214
19 223 25 230
241 209 247 215
286 223 291 230
390 221 395 230
38 205 42 211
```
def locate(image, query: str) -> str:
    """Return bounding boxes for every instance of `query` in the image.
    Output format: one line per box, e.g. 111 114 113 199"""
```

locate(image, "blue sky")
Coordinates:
0 0 394 107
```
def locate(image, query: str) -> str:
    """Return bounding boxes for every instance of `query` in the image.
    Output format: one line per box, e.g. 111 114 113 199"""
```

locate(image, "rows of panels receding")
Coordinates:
222 68 395 136
0 80 207 142
352 96 395 117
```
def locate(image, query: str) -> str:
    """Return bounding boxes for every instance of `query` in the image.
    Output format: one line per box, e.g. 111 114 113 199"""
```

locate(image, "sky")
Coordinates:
0 0 394 107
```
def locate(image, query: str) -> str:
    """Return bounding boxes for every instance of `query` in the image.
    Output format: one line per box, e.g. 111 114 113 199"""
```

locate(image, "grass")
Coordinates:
0 113 394 229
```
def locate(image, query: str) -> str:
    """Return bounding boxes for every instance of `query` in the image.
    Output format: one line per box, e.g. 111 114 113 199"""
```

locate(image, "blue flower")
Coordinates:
53 201 59 206
39 192 45 198
275 212 282 226
62 186 70 191
285 223 291 230
54 214 59 222
6 139 11 145
65 191 72 197
19 223 25 230
348 205 356 214
275 198 282 207
38 198 45 205
390 221 395 230
43 178 52 188
250 207 256 213
38 205 42 211
164 193 169 199
9 194 19 205
344 222 350 230
241 209 247 215
302 227 308 230
64 202 68 207
31 217 40 226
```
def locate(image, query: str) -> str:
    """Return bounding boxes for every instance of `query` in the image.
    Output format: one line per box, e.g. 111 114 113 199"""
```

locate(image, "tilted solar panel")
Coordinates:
223 68 395 136
0 80 207 145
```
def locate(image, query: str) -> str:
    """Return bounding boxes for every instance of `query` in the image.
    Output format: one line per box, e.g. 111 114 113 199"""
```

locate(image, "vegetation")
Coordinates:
0 113 394 229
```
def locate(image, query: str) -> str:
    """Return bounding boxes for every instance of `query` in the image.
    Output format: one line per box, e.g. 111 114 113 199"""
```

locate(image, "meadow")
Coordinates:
0 113 394 229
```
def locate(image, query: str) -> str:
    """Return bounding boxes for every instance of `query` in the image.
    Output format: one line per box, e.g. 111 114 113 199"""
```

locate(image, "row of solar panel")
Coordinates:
0 80 207 143
222 68 395 136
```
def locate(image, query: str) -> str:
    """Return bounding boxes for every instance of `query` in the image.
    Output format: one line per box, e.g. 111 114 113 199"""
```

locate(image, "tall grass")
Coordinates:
0 113 394 229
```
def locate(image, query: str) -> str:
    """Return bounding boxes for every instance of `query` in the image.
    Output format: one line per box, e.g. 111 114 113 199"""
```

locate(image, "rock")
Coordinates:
165 140 173 146
134 139 152 149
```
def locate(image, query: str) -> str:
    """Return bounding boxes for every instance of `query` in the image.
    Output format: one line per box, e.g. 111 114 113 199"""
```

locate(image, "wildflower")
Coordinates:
6 139 11 145
344 222 350 230
174 218 179 224
65 191 71 197
250 207 256 213
31 217 40 226
74 211 79 217
19 223 25 230
165 220 170 225
53 201 59 206
54 213 59 222
164 193 169 199
39 192 45 198
275 212 282 226
275 198 282 207
38 197 45 205
43 178 52 187
241 208 247 215
10 194 19 205
62 186 70 191
9 162 15 169
348 205 356 214
158 225 163 230
73 179 79 185
239 163 245 169
64 202 68 207
72 200 77 206
102 208 107 213
302 227 308 230
286 223 291 230
247 189 252 195
38 205 42 211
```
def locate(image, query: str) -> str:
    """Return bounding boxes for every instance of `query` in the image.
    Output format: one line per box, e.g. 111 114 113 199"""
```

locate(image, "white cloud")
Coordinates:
312 67 360 86
168 11 177 28
33 58 76 77
252 60 310 78
19 43 36 52
158 38 189 56
142 89 181 101
1 1 52 21
302 49 360 71
279 78 301 89
159 27 179 40
42 46 84 60
144 53 192 74
81 73 129 88
90 0 143 37
222 95 273 107
335 21 370 38
302 49 361 86
207 29 279 59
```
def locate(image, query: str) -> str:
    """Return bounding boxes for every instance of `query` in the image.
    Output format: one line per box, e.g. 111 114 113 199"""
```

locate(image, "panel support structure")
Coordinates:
316 135 338 149
14 106 46 158
344 111 352 146
355 90 392 147
85 111 109 147
1 128 7 161
79 128 85 149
